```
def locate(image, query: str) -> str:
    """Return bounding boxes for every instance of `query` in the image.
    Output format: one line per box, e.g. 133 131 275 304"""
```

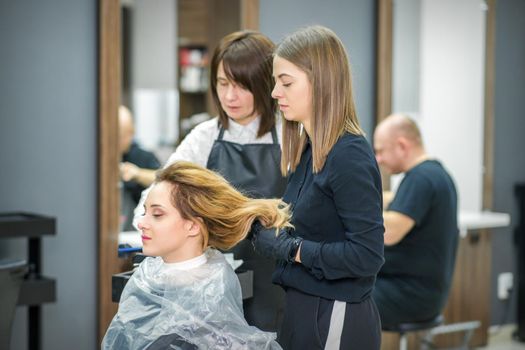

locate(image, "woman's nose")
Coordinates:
225 85 237 100
271 84 280 99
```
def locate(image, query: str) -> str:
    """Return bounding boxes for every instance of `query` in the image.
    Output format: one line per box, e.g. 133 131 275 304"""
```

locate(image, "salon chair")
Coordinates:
0 259 27 350
382 314 444 350
383 314 481 350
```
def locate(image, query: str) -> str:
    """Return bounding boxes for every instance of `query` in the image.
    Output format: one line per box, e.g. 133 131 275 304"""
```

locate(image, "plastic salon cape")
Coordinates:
102 249 281 349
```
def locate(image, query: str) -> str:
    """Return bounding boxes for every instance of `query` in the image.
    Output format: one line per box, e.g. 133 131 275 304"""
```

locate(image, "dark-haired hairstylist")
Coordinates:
135 30 286 332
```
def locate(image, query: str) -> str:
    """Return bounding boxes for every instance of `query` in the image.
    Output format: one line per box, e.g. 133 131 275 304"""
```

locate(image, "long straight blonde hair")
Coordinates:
155 161 291 250
276 25 364 175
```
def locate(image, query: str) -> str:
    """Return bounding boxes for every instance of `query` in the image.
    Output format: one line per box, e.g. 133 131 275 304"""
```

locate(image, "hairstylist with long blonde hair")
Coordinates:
251 26 385 349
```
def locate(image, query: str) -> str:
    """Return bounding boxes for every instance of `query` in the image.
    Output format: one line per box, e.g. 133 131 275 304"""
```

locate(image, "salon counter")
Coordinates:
459 210 511 237
439 210 510 348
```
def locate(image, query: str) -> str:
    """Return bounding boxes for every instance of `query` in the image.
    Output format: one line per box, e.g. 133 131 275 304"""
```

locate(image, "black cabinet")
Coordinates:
0 212 56 350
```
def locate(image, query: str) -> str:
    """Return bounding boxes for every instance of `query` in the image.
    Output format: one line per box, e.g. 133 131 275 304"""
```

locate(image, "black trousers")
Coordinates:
373 277 443 326
278 288 381 350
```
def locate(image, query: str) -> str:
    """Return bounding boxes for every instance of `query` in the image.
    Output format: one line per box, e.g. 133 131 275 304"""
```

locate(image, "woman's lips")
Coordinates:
141 235 151 241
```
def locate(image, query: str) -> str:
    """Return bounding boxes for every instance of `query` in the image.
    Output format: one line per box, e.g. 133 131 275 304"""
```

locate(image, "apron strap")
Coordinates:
217 125 226 140
271 126 279 144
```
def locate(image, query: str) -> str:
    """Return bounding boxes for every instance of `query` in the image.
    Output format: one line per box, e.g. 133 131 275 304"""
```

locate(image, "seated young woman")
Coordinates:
102 161 289 350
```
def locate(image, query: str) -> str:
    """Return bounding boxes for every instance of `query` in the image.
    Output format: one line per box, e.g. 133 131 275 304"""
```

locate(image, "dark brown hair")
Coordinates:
210 31 276 138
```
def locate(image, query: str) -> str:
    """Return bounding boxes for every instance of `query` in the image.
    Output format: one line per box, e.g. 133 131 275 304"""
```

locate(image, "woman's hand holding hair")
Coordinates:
250 221 303 263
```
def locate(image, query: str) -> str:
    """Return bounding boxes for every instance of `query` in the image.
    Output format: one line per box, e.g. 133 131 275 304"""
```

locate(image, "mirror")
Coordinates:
118 0 179 233
98 0 259 341
376 1 496 347
118 0 258 231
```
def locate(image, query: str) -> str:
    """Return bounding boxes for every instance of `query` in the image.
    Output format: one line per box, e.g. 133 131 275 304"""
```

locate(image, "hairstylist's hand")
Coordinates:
250 221 302 263
120 162 139 182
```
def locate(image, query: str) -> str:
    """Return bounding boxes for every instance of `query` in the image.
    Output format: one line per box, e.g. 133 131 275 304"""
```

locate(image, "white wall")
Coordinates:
130 0 179 153
393 0 486 211
420 0 486 212
131 0 177 89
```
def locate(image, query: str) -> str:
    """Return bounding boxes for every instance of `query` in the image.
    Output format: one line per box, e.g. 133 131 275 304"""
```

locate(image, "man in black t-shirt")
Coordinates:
372 114 458 326
119 106 160 231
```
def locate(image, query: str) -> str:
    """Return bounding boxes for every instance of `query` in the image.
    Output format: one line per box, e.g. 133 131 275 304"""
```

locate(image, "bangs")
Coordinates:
222 39 271 93
220 47 255 91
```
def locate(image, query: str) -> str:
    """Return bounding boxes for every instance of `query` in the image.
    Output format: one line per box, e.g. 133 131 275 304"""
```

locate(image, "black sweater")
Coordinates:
273 132 384 302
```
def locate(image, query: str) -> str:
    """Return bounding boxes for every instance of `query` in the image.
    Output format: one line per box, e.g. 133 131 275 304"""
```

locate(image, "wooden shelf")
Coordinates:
176 0 245 142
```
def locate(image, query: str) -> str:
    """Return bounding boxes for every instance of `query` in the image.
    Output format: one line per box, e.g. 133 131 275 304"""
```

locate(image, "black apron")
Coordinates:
206 125 287 331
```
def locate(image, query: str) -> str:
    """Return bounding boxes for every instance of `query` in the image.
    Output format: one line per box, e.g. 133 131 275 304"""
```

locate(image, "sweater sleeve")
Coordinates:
300 138 385 280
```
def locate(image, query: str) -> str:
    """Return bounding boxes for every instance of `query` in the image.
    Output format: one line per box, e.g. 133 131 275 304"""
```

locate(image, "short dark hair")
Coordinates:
210 31 276 137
